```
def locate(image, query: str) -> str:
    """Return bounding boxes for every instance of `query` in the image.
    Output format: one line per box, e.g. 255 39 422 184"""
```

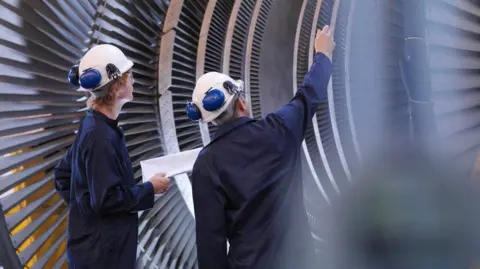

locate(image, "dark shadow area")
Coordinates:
259 0 303 115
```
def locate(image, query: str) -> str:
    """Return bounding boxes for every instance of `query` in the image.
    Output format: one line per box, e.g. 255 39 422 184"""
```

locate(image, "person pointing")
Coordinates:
187 25 335 269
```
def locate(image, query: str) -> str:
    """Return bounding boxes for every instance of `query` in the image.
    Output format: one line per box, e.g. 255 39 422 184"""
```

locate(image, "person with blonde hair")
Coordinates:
54 44 169 269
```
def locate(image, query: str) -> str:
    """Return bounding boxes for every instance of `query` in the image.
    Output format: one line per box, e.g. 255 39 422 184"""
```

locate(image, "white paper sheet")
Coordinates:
141 148 202 179
140 148 202 217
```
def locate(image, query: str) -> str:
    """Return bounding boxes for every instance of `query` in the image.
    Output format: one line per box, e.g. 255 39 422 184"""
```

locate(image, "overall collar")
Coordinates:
87 108 119 129
212 116 255 142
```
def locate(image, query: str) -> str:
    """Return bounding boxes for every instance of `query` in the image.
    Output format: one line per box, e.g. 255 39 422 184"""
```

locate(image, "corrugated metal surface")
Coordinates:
201 0 235 141
426 0 480 173
0 1 97 267
347 0 480 174
226 0 255 81
169 0 209 152
245 0 274 120
0 0 197 268
331 0 359 177
299 0 339 202
2 0 480 268
348 0 410 157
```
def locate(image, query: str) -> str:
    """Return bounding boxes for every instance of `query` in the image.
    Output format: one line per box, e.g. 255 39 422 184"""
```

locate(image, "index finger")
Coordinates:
328 25 334 36
322 25 330 34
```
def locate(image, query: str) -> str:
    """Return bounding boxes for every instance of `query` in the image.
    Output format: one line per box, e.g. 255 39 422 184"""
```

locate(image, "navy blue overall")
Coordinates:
54 109 154 269
192 52 332 269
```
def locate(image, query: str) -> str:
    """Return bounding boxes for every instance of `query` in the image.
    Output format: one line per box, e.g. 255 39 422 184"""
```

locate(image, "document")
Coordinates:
140 148 202 180
140 148 202 217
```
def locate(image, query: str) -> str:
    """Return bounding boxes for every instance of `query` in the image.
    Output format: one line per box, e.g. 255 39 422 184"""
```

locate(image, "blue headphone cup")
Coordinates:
186 102 201 121
79 68 102 89
203 89 225 112
68 65 80 86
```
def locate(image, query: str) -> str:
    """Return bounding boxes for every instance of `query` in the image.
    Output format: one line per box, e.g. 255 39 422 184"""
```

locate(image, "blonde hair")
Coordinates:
87 70 131 109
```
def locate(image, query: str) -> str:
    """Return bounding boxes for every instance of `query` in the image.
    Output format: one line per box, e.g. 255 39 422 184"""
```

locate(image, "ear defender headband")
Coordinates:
186 81 240 121
68 63 121 90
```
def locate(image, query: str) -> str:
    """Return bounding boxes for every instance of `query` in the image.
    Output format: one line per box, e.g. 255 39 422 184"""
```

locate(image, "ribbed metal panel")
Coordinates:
0 0 95 267
215 0 261 131
203 0 235 140
93 1 197 269
296 0 337 201
296 0 358 258
245 0 274 120
378 0 410 137
294 0 325 253
348 0 410 158
137 181 196 269
203 1 234 76
136 0 201 267
4 0 480 268
293 3 331 255
170 0 209 151
331 0 359 176
93 0 167 183
313 0 352 193
227 0 255 80
0 1 196 268
426 0 480 172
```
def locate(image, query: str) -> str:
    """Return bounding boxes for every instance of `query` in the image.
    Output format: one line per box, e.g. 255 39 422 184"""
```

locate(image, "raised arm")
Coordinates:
268 25 335 143
191 160 228 269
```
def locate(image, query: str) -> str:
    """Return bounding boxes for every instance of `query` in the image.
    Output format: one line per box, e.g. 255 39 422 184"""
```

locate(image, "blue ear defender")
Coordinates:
79 68 102 89
68 65 80 86
202 89 225 111
185 88 226 121
186 102 201 121
186 80 240 121
68 63 120 90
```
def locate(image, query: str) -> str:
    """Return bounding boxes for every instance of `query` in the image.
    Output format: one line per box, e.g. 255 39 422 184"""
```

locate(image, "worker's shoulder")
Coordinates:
194 147 211 165
252 113 291 137
192 147 215 173
78 118 118 147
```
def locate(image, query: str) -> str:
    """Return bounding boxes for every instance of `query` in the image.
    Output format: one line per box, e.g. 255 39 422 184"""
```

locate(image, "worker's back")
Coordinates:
55 109 140 269
191 31 334 268
192 116 315 269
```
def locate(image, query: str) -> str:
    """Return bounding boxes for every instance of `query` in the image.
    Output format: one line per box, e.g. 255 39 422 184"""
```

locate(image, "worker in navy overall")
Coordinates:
53 44 170 269
186 26 335 269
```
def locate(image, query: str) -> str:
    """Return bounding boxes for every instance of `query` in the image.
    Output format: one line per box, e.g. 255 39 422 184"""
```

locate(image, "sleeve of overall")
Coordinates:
53 145 73 203
270 52 332 143
84 138 154 215
191 161 228 269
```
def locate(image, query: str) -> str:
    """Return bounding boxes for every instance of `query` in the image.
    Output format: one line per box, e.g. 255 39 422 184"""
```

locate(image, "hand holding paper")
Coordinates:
140 148 202 198
149 172 170 194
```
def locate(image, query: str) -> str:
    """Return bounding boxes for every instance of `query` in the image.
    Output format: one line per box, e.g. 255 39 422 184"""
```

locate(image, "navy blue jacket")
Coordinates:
54 109 155 269
192 52 332 269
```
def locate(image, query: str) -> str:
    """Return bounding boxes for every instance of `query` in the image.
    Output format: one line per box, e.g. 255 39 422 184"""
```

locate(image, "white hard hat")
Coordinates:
186 72 243 123
68 44 133 92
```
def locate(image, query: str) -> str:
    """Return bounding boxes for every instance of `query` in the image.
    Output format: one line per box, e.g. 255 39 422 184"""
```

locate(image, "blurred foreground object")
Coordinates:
329 149 480 269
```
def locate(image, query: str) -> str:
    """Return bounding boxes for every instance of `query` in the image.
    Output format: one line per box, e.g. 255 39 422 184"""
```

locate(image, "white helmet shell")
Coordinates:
192 72 243 123
78 44 133 91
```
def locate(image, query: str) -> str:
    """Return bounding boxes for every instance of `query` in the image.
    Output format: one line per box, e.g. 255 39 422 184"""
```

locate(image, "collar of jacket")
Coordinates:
87 108 119 129
212 116 255 142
